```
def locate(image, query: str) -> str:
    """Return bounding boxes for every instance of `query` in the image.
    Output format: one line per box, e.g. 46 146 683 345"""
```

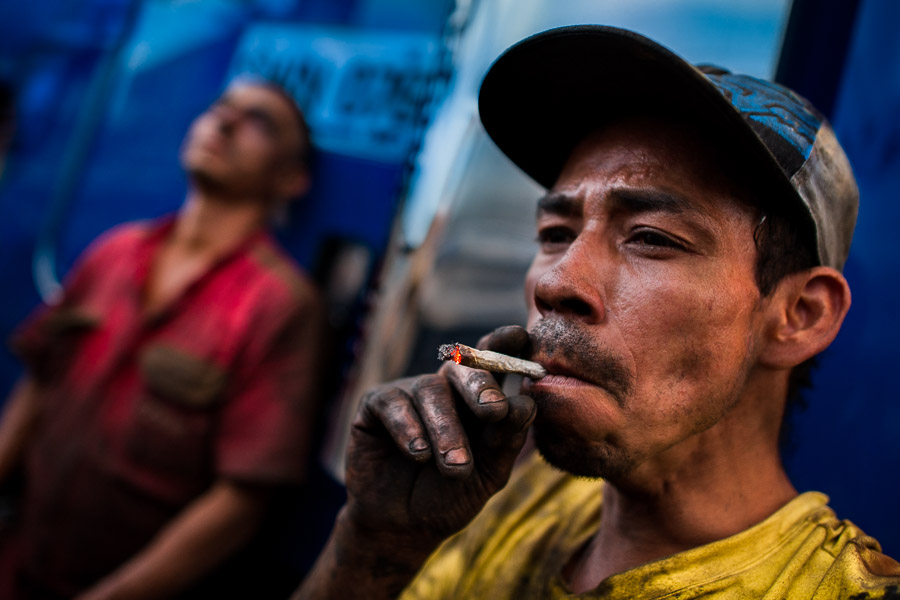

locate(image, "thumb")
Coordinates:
473 394 536 489
477 325 531 357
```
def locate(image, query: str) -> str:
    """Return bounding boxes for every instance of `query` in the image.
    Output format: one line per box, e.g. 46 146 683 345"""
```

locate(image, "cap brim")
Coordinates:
478 25 798 205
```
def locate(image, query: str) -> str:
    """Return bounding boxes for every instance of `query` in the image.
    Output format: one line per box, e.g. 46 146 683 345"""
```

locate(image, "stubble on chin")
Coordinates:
527 317 637 479
532 417 637 481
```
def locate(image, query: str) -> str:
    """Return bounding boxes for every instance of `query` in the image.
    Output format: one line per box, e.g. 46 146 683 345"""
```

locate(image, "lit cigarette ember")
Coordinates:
437 343 547 379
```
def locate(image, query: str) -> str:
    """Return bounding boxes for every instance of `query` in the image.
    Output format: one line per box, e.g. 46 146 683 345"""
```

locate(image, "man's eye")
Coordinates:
629 230 685 250
244 110 278 136
536 227 576 248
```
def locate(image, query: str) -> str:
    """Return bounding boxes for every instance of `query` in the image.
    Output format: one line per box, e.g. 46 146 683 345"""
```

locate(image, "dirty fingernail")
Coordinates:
409 437 430 453
478 389 505 405
444 447 471 466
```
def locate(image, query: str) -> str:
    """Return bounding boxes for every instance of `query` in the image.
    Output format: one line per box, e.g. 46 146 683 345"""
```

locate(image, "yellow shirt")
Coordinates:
402 453 900 599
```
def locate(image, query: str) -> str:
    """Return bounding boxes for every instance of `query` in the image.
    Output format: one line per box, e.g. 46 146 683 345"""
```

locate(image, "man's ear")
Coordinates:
274 166 311 202
759 266 851 369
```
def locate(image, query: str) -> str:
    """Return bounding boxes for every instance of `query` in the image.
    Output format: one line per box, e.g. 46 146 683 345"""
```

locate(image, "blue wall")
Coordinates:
0 0 451 400
782 0 900 555
0 0 452 579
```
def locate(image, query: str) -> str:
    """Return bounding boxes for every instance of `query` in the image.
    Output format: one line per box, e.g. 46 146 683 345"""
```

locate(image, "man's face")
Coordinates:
180 81 305 200
524 117 768 481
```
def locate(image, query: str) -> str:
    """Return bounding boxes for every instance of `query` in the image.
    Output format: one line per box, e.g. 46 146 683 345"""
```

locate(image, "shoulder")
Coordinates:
90 219 157 253
814 522 900 598
72 220 157 270
227 235 325 348
763 495 900 598
244 235 323 313
57 219 160 296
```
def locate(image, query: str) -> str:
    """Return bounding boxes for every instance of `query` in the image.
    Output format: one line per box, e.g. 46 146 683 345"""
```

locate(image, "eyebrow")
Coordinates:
612 188 718 248
536 186 717 245
536 188 701 218
608 189 698 215
245 107 279 130
214 95 280 131
536 193 582 218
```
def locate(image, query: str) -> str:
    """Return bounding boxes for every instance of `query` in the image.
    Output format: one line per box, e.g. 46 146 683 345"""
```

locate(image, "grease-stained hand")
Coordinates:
342 325 537 549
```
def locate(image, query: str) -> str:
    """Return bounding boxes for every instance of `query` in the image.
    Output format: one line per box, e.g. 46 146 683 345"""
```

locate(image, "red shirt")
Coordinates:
3 218 325 597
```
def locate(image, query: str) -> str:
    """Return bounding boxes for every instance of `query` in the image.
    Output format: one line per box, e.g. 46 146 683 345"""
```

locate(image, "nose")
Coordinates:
533 238 607 324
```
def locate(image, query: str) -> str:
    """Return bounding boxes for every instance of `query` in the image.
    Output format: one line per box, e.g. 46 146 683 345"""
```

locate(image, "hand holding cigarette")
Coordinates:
437 342 547 379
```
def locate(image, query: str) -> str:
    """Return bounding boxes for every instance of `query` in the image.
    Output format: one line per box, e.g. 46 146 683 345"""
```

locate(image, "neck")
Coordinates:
171 188 268 256
567 370 797 592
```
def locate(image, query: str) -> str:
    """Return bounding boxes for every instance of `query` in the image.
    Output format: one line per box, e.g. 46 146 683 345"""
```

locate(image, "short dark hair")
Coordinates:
260 80 312 169
753 207 818 298
750 197 819 442
228 74 312 169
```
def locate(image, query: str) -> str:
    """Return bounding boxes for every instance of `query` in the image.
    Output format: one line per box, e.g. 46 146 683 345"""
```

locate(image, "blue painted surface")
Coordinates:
0 0 450 579
0 0 450 399
783 0 900 556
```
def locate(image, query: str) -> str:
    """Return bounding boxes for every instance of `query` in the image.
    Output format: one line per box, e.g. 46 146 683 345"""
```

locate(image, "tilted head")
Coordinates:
180 76 311 206
478 26 857 479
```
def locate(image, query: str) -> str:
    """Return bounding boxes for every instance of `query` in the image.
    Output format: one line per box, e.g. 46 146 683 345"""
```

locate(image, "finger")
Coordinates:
441 362 508 423
473 394 537 487
476 325 531 356
411 374 473 478
359 385 432 462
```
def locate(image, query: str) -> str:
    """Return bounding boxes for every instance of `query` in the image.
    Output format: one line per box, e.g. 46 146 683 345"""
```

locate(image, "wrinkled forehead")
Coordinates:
537 120 769 242
221 80 293 115
560 116 750 199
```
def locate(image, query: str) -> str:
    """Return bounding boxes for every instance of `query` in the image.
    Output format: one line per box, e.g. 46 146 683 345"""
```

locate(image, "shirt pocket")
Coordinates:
125 344 229 502
10 307 99 384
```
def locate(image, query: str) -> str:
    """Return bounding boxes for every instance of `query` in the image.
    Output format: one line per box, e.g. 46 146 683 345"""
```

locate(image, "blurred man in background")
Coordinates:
296 26 900 600
0 76 325 599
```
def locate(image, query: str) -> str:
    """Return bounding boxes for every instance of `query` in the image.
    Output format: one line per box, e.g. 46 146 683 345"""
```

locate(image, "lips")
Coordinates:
525 318 635 404
529 358 599 388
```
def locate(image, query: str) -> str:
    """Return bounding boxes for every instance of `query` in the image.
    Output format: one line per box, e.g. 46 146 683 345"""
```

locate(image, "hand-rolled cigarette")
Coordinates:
437 342 547 379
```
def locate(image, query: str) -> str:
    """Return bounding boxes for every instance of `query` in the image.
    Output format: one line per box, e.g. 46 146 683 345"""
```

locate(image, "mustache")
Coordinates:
528 318 634 404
